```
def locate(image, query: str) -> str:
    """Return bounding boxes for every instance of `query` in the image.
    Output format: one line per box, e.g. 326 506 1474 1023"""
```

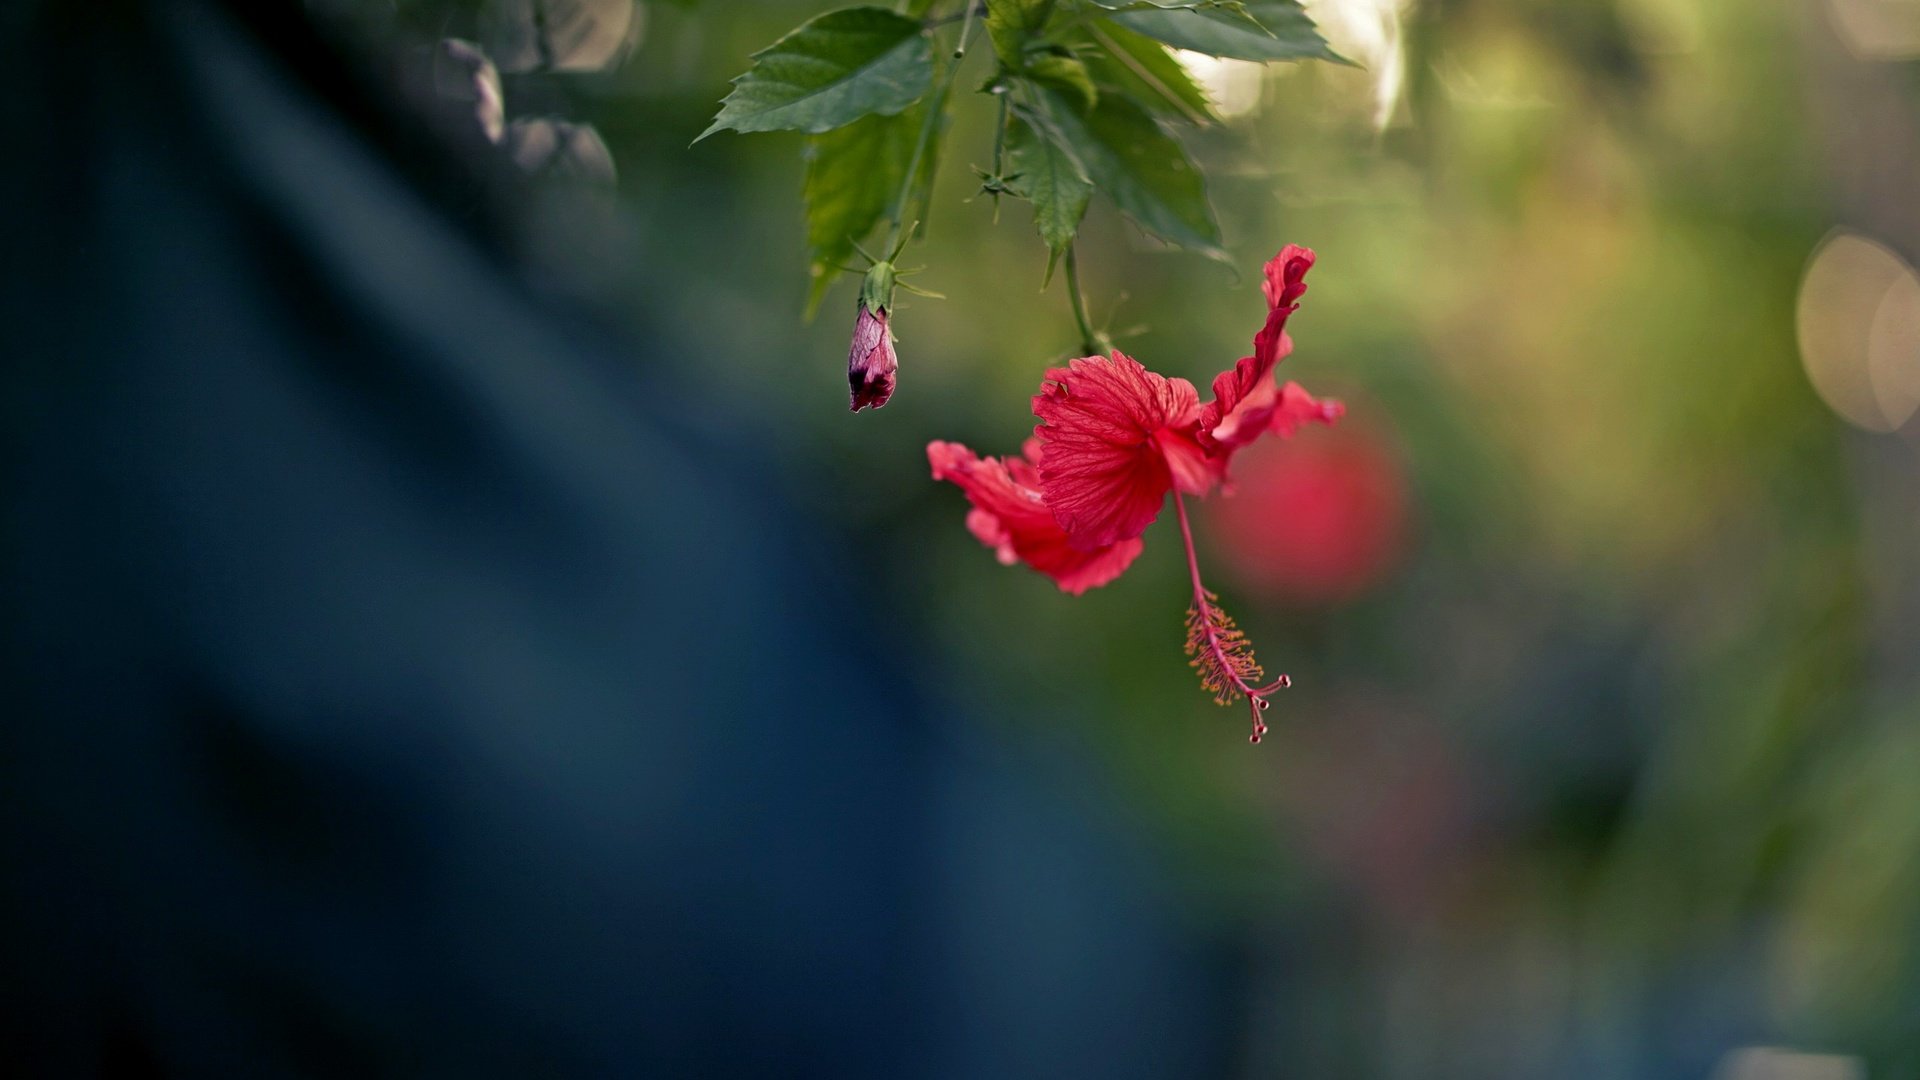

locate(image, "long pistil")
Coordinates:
1172 488 1289 742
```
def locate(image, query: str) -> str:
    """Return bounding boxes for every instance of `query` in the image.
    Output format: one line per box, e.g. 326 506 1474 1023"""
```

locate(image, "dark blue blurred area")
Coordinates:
0 3 1232 1075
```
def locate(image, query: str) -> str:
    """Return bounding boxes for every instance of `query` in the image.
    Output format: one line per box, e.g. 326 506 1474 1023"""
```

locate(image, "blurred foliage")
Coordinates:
363 0 1920 1074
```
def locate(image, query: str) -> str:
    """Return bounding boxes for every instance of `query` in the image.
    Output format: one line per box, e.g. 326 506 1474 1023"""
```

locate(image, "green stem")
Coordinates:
883 5 979 257
987 93 1009 222
1064 244 1100 356
991 94 1009 177
952 0 978 57
925 3 985 28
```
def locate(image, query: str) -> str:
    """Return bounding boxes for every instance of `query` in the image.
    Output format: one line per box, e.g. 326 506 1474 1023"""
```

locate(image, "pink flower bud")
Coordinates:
847 301 898 412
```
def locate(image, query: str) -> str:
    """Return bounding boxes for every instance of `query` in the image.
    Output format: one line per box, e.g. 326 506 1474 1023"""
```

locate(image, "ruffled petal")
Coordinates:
1031 352 1197 551
1262 244 1315 311
1008 436 1047 489
929 440 1145 594
1198 245 1317 453
1268 381 1345 438
1199 356 1276 452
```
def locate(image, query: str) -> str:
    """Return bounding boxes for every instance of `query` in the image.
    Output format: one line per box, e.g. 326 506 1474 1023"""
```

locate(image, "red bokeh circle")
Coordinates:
1205 419 1410 605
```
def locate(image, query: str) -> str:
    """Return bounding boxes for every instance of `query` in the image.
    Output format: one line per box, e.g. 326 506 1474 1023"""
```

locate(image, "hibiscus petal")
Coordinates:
1200 357 1275 452
928 440 1145 594
1157 423 1226 497
1198 245 1317 454
1268 381 1345 438
1202 372 1344 451
1251 316 1294 378
1008 436 1047 489
1031 352 1198 551
1262 244 1315 311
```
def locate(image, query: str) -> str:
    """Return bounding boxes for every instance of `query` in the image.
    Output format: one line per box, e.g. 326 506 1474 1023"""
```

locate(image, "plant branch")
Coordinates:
987 93 1010 221
953 0 979 56
883 4 980 257
1064 244 1100 356
925 3 986 29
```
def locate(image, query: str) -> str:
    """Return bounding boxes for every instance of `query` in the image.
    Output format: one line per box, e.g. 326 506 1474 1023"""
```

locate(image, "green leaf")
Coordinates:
698 7 933 141
1081 22 1214 123
1004 108 1092 252
1027 83 1222 255
985 0 1058 69
902 99 946 241
800 101 937 316
800 93 943 314
1026 51 1098 112
1106 0 1343 64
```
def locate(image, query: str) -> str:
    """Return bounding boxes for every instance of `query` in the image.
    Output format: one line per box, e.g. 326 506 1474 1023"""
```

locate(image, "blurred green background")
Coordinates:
502 0 1920 1074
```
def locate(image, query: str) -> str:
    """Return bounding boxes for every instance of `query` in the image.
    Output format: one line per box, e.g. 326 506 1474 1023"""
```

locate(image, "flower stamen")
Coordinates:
1173 488 1287 742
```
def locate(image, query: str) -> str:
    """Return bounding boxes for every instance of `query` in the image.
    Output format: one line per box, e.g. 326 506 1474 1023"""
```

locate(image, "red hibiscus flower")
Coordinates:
927 246 1343 742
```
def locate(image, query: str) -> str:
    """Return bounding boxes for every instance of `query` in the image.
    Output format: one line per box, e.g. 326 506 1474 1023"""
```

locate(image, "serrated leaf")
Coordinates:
1026 52 1098 112
985 0 1058 69
698 7 933 141
1107 0 1343 63
1081 22 1214 123
1027 83 1222 255
1004 109 1091 252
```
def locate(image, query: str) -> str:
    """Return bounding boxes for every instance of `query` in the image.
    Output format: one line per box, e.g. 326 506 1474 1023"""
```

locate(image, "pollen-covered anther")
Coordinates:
1184 590 1286 742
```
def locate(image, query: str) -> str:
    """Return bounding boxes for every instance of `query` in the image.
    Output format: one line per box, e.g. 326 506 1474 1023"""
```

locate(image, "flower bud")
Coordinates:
847 301 897 411
849 261 900 412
